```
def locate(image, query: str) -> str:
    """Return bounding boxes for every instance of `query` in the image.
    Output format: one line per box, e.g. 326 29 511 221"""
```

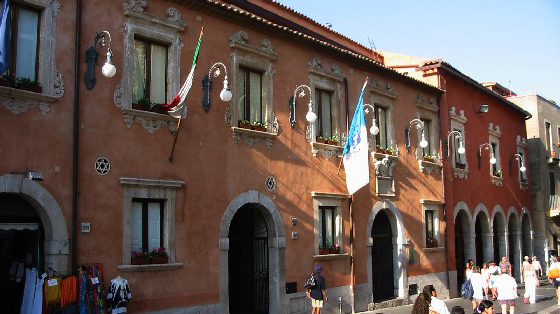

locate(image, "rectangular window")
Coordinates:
546 121 552 153
551 172 556 196
491 142 499 174
425 209 435 245
0 2 40 80
316 89 333 138
238 67 263 123
131 199 164 253
319 206 336 248
519 152 527 182
421 119 432 156
375 105 388 148
133 38 168 105
454 128 466 166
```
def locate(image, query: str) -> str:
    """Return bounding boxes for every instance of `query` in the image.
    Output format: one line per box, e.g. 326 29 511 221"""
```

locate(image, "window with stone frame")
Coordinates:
491 142 500 175
132 37 168 106
375 105 388 149
311 192 345 255
119 178 183 269
316 88 334 139
415 96 439 161
228 31 276 131
420 118 433 156
421 201 441 248
0 1 39 81
453 128 466 167
237 66 264 123
131 199 164 253
0 0 63 116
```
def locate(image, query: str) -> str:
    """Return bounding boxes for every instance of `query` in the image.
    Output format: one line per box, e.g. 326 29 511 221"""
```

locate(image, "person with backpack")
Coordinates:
305 265 328 314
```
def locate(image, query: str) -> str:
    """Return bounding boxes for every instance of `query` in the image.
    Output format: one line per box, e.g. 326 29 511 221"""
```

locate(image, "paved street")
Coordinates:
363 280 560 314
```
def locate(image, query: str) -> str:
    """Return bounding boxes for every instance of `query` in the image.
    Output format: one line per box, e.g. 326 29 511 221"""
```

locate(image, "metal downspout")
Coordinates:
72 0 82 274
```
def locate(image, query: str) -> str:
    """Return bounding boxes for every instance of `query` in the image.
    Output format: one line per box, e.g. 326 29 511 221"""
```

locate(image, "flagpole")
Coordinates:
168 118 182 162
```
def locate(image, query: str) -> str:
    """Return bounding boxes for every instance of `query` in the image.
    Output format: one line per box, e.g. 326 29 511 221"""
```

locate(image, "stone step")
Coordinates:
368 298 405 311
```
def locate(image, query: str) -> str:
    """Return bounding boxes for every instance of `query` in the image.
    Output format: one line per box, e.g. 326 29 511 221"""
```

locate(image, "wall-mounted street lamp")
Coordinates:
514 153 526 172
202 62 232 113
479 143 497 167
405 119 428 150
363 104 379 136
289 85 316 128
446 130 465 159
84 31 116 90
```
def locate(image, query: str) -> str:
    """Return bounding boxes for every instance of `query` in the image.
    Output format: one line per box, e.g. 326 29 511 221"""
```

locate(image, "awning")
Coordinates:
0 223 39 231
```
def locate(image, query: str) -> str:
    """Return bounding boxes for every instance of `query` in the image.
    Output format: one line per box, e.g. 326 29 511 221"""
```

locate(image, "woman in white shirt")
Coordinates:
522 258 538 304
480 263 490 300
532 256 542 278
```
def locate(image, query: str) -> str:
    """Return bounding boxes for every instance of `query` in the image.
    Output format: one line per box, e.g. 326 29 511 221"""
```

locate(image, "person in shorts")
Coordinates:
494 265 517 314
549 256 560 305
306 265 328 314
470 266 486 311
487 261 500 300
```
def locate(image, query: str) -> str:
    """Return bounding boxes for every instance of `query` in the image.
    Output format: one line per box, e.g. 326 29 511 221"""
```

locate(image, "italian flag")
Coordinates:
162 27 203 119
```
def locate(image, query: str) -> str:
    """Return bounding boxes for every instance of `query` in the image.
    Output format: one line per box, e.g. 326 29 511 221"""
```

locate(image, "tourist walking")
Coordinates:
549 256 560 306
532 256 542 278
469 266 486 311
306 265 328 314
487 261 499 300
480 263 490 300
499 256 512 276
522 256 538 304
494 266 517 314
423 285 449 314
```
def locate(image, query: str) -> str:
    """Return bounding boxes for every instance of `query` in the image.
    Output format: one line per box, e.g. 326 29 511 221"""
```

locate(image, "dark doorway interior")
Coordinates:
493 219 500 263
229 205 269 314
508 218 517 278
475 217 483 267
371 210 395 302
0 193 43 313
455 215 465 293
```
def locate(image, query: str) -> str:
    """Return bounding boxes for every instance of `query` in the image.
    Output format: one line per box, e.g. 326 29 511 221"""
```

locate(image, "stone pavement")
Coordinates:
362 280 560 314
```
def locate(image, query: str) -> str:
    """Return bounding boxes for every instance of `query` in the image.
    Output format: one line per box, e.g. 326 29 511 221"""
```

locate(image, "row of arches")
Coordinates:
454 201 532 288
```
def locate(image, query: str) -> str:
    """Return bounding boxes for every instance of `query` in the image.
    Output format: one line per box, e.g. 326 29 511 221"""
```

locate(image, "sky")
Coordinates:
276 0 560 103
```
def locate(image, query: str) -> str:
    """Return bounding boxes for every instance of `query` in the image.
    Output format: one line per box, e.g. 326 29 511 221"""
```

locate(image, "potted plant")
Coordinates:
330 243 340 254
316 136 328 144
150 104 169 114
16 77 42 93
455 162 466 170
131 250 150 265
252 121 267 132
149 247 169 264
426 238 438 248
493 169 502 178
327 136 339 146
238 119 252 130
375 144 385 154
385 147 395 155
319 245 330 255
422 155 436 162
0 73 15 88
132 98 154 111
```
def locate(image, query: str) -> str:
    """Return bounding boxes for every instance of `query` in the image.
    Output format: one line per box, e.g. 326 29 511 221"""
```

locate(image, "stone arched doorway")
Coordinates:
507 209 521 280
521 210 532 259
219 190 286 314
454 205 473 293
0 174 69 312
474 207 491 267
366 201 406 306
491 209 506 264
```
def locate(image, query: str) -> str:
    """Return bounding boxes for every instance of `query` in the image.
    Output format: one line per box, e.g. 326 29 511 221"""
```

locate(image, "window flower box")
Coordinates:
238 120 253 130
131 257 150 265
0 79 14 88
151 256 169 264
422 156 436 163
327 140 338 146
16 77 42 93
455 163 466 169
319 249 330 255
426 238 438 248
316 137 328 144
253 125 267 132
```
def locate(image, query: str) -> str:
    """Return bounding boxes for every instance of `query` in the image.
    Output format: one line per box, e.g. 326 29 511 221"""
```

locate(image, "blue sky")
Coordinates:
277 0 560 103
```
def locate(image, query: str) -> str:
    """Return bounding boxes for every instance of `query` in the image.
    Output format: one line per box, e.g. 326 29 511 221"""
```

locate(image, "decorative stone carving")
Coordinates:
54 70 64 98
271 112 279 134
311 142 342 159
230 31 249 45
418 160 442 174
415 94 424 104
491 176 503 186
429 97 436 105
1 97 51 115
488 123 501 136
450 106 467 122
122 110 178 133
166 7 185 26
114 79 123 109
260 39 275 54
386 82 393 91
123 0 147 12
331 63 341 75
453 168 469 179
516 135 527 147
224 103 232 126
309 57 321 70
231 127 276 149
374 156 397 178
52 0 61 18
368 77 378 87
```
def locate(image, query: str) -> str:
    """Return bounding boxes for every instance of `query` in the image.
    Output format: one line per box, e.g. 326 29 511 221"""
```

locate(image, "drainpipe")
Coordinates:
72 0 83 274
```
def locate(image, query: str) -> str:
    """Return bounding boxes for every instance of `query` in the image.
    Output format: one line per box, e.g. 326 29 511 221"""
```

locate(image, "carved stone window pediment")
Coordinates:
418 160 442 174
0 86 59 115
231 127 277 149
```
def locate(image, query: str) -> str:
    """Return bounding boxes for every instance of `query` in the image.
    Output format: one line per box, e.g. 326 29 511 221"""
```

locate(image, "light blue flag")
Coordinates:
342 79 370 195
0 0 9 74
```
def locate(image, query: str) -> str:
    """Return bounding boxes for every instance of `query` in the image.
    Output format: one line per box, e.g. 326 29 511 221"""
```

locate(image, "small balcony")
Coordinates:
548 150 559 165
550 195 560 217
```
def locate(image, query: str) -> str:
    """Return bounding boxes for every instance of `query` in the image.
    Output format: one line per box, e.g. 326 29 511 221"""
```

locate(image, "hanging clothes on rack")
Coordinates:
60 275 78 307
20 268 37 314
106 276 132 313
78 264 106 314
